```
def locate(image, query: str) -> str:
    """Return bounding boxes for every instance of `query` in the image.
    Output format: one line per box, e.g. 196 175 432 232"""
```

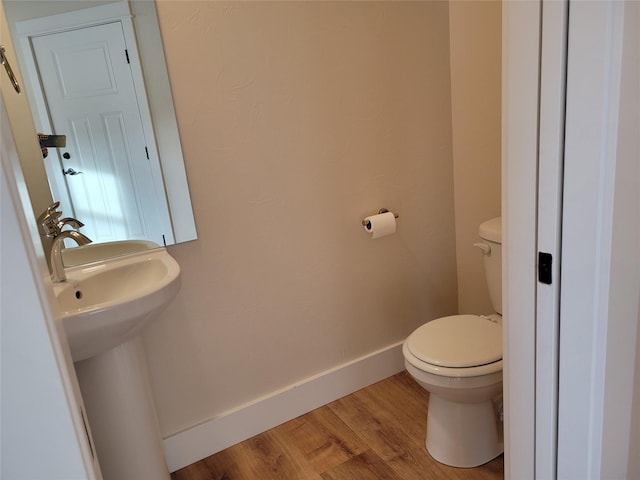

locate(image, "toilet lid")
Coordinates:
407 315 502 368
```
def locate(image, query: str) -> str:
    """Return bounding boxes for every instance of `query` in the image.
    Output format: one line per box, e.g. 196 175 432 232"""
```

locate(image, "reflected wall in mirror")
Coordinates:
4 0 197 248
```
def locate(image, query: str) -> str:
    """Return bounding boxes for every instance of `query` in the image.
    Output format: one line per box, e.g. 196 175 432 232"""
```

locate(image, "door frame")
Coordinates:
502 1 541 477
505 1 640 479
557 1 639 478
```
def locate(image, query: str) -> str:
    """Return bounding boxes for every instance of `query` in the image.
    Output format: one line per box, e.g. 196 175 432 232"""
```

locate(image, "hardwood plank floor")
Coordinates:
171 372 504 480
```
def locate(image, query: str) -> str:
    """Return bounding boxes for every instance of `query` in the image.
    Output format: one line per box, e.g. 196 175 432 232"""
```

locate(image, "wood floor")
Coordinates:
171 372 504 480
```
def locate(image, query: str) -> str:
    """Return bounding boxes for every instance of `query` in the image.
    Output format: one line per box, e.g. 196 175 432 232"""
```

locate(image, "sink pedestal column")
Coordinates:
75 336 170 480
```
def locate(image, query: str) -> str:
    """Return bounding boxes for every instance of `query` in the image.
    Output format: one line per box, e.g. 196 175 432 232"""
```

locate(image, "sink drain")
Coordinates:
75 290 83 300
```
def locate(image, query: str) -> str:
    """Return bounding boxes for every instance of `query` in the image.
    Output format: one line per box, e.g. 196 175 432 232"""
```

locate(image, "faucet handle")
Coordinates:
37 201 60 221
37 202 63 236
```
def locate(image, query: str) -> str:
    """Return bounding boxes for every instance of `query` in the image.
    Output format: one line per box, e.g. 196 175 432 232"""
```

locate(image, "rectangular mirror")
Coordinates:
4 0 197 250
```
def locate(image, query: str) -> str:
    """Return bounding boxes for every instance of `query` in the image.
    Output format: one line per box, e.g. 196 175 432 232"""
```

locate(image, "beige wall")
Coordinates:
611 2 640 475
626 7 640 477
142 1 458 437
0 4 52 219
449 1 502 314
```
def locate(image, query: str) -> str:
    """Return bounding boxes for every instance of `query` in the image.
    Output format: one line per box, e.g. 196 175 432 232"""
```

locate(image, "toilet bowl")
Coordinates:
403 314 503 467
403 217 503 468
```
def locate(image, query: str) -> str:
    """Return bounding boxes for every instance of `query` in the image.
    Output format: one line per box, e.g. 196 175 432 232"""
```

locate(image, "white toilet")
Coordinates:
402 216 503 468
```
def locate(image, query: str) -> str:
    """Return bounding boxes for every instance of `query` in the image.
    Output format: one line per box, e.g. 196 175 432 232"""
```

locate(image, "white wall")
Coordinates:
0 6 99 474
0 100 94 479
449 0 502 315
143 1 459 439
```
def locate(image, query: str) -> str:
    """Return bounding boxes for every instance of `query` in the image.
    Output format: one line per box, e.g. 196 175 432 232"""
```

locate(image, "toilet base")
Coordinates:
426 393 503 468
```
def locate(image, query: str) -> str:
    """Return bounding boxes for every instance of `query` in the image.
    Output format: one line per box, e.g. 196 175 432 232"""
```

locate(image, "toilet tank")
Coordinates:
478 217 502 315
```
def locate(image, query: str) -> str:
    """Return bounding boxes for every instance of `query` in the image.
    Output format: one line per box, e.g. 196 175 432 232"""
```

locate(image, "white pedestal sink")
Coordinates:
54 244 181 480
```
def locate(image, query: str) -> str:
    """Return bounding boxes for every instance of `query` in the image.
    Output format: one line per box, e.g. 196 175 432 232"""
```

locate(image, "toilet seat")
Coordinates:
404 315 503 378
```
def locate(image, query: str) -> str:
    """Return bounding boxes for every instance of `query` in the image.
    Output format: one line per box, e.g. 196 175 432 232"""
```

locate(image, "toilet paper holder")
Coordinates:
362 209 399 229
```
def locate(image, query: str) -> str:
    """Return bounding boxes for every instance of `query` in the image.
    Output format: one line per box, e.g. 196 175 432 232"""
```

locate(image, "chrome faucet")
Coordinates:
50 230 92 282
37 202 92 282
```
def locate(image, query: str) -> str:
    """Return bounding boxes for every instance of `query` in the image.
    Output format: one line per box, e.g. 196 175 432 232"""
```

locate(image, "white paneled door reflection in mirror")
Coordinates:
5 0 197 246
33 22 171 245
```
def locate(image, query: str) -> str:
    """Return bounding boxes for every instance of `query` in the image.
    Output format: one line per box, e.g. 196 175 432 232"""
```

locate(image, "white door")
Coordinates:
503 1 568 477
31 22 171 245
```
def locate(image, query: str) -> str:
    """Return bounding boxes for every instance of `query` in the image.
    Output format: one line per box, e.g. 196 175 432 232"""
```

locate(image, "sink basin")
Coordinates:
61 239 161 267
55 247 181 361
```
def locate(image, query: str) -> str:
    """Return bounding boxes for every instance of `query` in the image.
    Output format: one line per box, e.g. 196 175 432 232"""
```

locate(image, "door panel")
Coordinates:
51 41 118 98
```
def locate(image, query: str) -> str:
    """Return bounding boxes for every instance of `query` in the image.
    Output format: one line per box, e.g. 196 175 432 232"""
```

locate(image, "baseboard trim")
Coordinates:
163 341 405 472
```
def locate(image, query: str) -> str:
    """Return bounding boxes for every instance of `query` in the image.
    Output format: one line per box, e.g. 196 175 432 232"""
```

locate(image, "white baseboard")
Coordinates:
163 341 405 472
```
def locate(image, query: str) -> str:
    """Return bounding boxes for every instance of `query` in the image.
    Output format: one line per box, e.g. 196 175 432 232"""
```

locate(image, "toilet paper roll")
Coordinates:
363 211 396 239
